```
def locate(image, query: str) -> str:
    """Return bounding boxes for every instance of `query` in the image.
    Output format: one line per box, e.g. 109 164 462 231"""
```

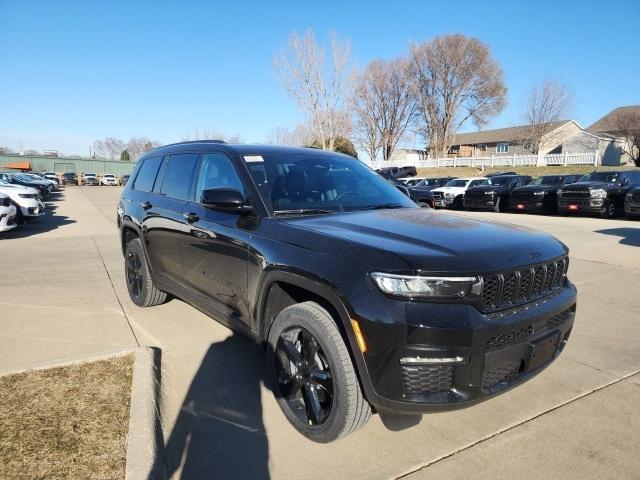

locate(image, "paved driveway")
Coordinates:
1 187 638 479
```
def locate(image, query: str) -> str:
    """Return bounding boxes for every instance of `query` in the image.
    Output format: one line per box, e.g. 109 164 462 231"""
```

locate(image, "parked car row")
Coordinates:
426 170 640 219
50 172 130 186
0 174 47 231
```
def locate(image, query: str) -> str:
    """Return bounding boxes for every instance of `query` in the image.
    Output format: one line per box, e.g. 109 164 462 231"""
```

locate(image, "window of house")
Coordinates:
478 144 487 152
496 143 509 153
159 153 199 200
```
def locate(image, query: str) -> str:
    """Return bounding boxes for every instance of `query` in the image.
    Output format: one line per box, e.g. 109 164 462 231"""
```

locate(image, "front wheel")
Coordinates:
601 199 617 219
417 200 431 208
267 302 371 442
492 197 502 213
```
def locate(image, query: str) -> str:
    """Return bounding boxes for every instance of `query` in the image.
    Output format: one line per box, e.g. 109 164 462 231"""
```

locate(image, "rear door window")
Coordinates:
133 156 163 192
159 153 200 200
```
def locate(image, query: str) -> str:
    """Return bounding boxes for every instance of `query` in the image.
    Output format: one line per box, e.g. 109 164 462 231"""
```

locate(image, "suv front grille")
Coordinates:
560 188 590 199
465 190 487 200
432 192 443 200
480 257 568 312
401 365 453 394
510 191 535 201
631 191 640 204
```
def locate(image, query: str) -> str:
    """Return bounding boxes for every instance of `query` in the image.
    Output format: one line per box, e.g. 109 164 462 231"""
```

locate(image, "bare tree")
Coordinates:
521 79 573 153
408 34 507 157
615 111 640 166
352 58 415 161
274 30 352 151
92 140 106 158
0 146 15 154
94 137 125 160
266 122 315 146
181 128 243 144
126 137 160 161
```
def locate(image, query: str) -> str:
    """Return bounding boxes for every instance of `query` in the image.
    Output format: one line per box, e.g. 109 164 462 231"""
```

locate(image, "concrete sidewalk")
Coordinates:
1 187 639 479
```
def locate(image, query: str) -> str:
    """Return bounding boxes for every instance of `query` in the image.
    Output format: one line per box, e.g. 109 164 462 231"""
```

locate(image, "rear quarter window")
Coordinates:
133 156 163 192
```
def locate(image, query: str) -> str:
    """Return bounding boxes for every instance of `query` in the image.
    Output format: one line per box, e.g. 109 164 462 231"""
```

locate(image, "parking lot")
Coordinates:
1 186 639 479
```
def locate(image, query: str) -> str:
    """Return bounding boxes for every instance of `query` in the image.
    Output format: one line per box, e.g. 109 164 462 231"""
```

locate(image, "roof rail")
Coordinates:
161 139 228 148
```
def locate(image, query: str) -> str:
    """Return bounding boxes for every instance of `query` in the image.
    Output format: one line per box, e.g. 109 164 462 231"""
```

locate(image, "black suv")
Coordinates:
117 142 577 442
63 172 78 186
624 185 640 218
463 175 532 212
377 165 417 178
557 170 640 218
378 172 434 207
509 174 582 214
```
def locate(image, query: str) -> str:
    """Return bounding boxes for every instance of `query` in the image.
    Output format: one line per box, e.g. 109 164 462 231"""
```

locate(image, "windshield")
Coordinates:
85 173 96 177
64 173 76 177
530 176 563 186
487 176 513 186
419 178 444 187
105 174 115 178
246 154 415 213
444 179 469 187
578 172 619 183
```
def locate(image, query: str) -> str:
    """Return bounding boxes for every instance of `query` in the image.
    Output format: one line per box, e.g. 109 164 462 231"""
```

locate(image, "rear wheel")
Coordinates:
417 200 431 208
124 238 167 307
267 302 371 442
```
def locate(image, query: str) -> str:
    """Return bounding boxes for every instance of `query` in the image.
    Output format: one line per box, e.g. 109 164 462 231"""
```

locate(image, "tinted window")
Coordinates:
160 153 199 200
195 153 245 202
246 154 414 212
133 156 163 192
469 179 488 187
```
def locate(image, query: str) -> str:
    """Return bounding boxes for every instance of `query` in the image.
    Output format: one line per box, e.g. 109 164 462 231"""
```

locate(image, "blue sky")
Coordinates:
1 0 638 156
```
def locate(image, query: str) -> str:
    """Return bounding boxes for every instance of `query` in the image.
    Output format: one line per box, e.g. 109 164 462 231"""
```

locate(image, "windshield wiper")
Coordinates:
273 208 333 216
364 203 405 210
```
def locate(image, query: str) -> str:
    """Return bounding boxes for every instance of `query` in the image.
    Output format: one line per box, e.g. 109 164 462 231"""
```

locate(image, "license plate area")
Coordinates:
527 331 560 371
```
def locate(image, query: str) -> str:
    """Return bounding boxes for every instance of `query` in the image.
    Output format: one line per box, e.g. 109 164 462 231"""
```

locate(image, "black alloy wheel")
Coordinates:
126 249 144 300
275 326 333 426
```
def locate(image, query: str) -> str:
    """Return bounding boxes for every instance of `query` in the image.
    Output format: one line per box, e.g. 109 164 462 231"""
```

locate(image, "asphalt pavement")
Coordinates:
0 186 638 479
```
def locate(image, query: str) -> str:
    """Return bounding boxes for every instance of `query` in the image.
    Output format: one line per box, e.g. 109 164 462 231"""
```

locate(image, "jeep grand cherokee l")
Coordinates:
557 170 640 218
117 141 577 442
509 174 581 214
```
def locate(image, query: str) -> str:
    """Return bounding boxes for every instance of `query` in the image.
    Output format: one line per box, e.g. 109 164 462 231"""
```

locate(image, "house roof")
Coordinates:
451 120 572 146
587 105 640 133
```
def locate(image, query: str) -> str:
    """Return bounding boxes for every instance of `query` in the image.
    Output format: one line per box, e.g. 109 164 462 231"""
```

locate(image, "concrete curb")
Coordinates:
125 347 166 480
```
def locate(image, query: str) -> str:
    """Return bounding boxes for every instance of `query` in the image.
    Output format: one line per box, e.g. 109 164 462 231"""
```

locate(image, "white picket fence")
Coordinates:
365 151 599 170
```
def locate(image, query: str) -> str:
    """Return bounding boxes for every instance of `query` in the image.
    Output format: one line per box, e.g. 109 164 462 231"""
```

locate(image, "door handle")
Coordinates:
140 201 152 209
183 212 199 223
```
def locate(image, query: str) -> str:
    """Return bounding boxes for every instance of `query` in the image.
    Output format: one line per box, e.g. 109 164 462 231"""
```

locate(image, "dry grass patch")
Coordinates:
0 355 133 480
416 165 638 178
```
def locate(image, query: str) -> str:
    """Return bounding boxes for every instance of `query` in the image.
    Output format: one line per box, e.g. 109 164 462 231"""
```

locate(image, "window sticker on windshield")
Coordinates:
244 155 264 163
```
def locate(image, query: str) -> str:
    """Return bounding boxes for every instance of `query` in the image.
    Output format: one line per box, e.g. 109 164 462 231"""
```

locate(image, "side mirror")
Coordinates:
201 188 254 214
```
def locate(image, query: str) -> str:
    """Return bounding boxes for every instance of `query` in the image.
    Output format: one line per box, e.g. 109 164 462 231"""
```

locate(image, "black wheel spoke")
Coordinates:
302 383 323 424
310 369 332 394
279 373 303 398
280 338 303 365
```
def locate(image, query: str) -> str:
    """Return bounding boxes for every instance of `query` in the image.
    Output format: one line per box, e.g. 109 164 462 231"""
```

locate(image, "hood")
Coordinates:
278 208 567 273
560 181 614 189
513 184 559 193
0 184 37 194
431 186 463 194
467 184 508 193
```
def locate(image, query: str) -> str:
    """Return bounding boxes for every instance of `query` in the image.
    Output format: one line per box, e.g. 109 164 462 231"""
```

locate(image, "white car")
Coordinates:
42 172 59 183
0 193 17 232
0 179 45 223
81 173 99 186
101 174 118 186
431 177 488 209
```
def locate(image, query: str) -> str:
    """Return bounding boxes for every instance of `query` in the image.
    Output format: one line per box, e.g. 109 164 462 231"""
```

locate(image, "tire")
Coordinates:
124 238 167 307
492 197 502 213
267 302 371 442
601 199 617 219
452 195 464 210
417 200 431 208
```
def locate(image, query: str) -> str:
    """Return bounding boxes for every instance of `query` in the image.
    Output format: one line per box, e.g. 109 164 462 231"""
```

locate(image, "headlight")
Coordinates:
591 188 607 198
370 272 481 299
626 192 633 198
484 190 495 195
18 193 35 198
534 191 546 196
556 189 563 195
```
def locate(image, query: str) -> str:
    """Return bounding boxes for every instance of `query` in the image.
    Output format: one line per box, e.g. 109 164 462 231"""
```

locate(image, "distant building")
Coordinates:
448 120 583 157
388 148 428 162
588 105 640 165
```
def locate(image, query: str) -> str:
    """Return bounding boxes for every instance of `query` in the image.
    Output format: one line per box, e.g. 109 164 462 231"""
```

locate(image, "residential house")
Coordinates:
587 105 640 165
388 148 428 163
448 120 582 157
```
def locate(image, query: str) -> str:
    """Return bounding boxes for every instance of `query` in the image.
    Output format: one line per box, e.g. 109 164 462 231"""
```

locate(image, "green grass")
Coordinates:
416 164 638 178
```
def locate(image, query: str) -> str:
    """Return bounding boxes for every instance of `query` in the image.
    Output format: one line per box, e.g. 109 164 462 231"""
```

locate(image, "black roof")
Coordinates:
140 141 349 161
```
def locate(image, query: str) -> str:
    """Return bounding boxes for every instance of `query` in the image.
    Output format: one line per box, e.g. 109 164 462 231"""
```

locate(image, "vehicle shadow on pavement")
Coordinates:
595 227 640 247
2 214 75 239
162 334 270 480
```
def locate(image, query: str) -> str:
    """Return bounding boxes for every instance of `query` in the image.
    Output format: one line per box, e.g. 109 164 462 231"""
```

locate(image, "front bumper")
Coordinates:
464 195 496 209
558 198 603 213
18 201 45 217
352 282 577 414
0 206 17 231
624 202 640 215
433 195 456 208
